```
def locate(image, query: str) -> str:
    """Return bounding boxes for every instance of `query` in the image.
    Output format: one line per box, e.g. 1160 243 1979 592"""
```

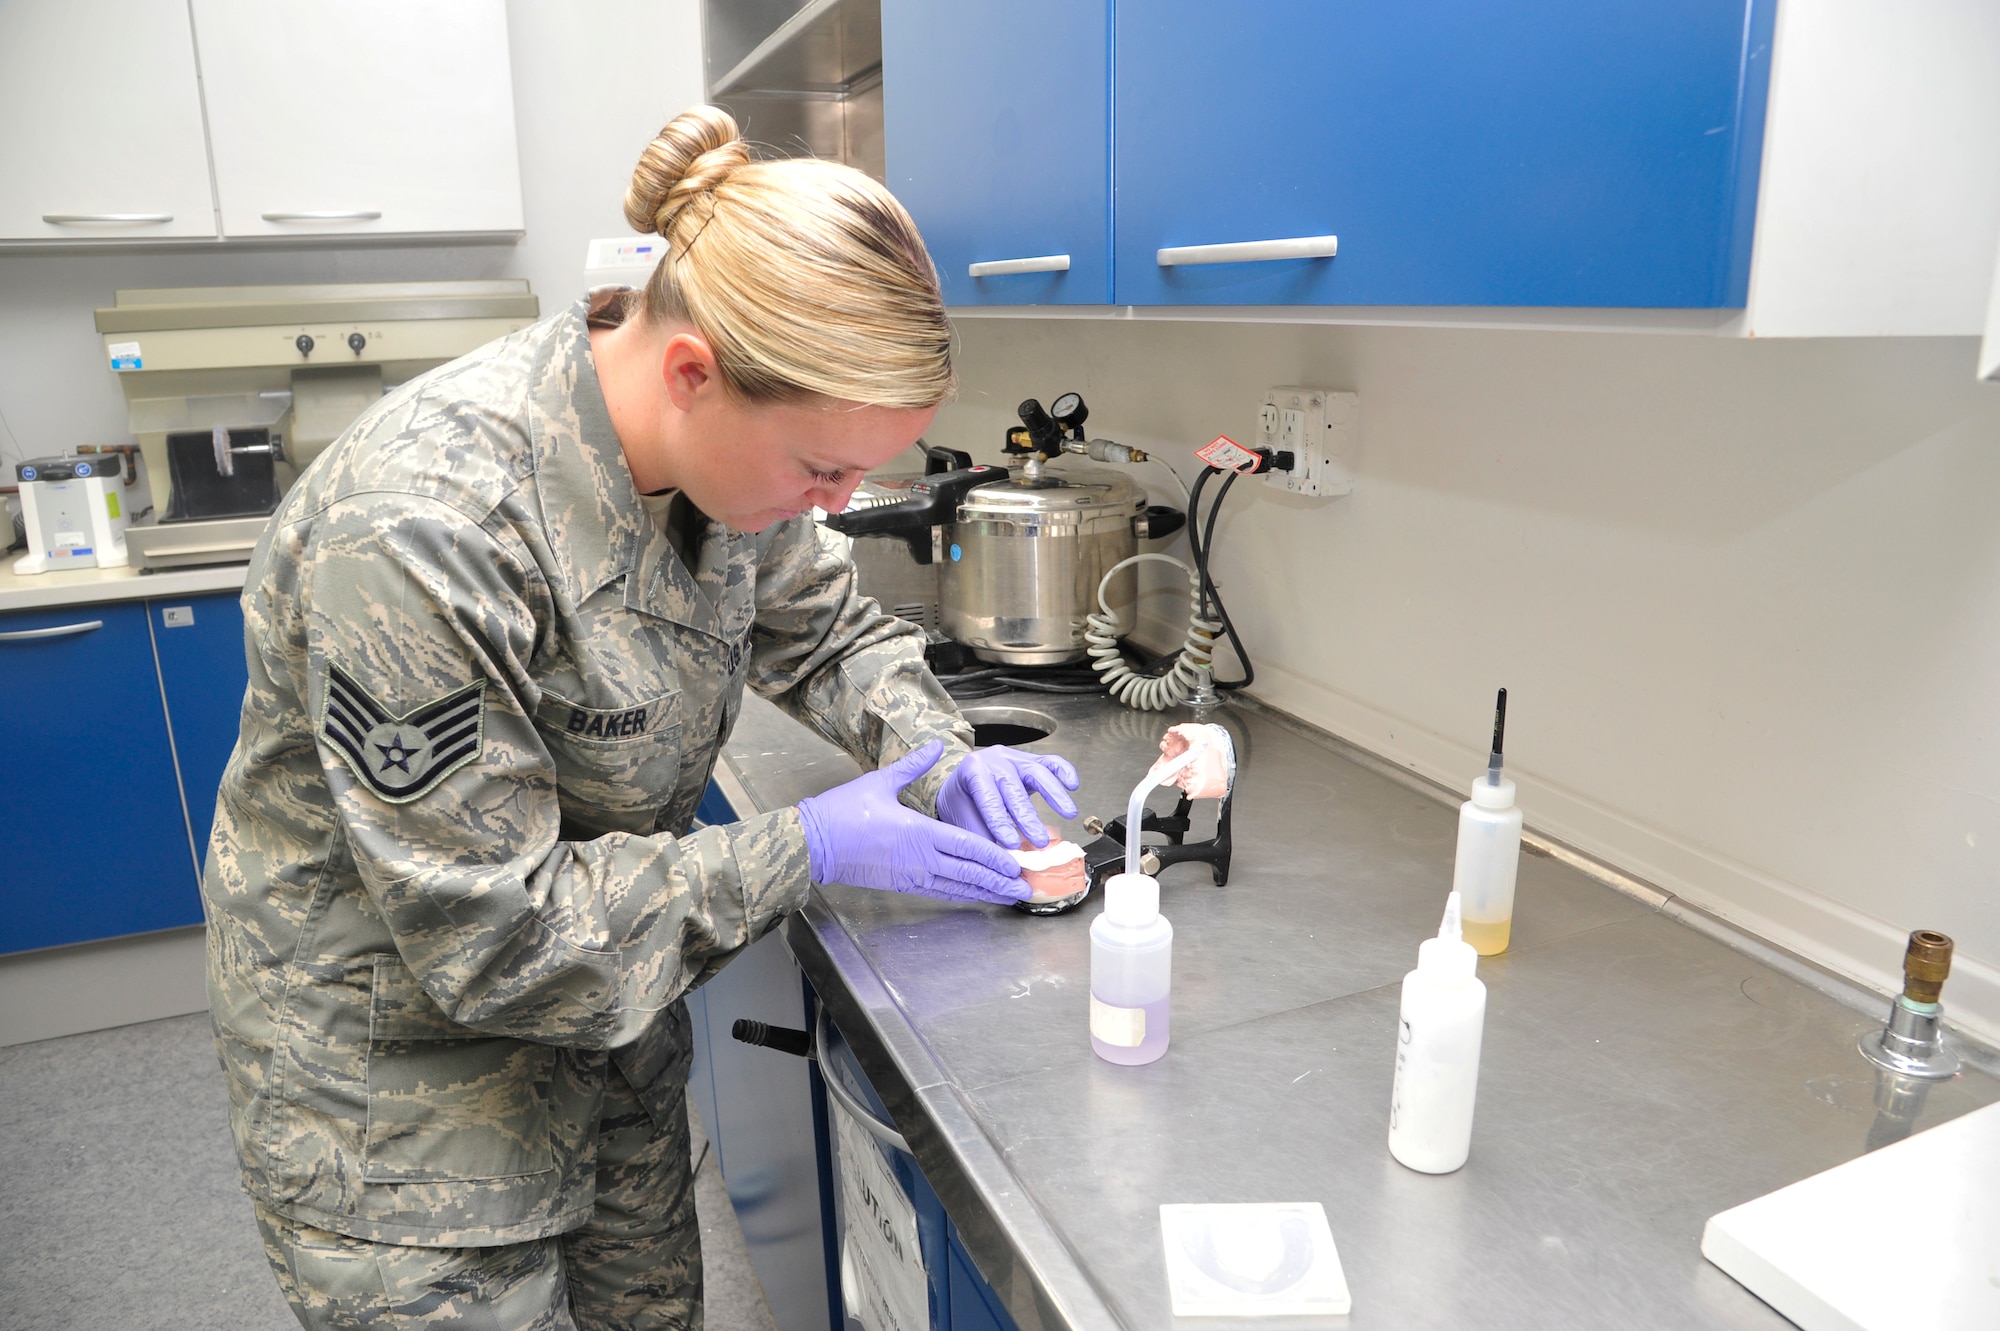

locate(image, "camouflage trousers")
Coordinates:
253 1070 701 1330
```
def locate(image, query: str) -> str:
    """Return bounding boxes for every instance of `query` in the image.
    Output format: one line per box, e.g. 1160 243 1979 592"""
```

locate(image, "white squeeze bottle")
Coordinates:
1454 688 1523 956
1090 873 1172 1065
1388 891 1487 1174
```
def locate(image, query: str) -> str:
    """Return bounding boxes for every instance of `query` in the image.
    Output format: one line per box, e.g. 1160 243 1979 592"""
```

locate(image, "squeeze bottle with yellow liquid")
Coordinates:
1453 689 1521 956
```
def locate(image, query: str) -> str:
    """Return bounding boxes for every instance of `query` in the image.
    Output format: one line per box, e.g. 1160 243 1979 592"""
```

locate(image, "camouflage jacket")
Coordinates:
204 298 971 1246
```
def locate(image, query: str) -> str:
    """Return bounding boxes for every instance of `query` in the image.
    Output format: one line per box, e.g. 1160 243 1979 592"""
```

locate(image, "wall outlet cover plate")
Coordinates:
1259 387 1356 498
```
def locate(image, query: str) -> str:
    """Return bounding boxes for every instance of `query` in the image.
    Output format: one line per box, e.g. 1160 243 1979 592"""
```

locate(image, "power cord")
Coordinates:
1081 445 1288 707
1184 450 1289 693
940 664 1107 700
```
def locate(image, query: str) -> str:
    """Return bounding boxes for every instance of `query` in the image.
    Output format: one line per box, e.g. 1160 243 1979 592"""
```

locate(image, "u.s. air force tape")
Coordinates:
321 663 486 802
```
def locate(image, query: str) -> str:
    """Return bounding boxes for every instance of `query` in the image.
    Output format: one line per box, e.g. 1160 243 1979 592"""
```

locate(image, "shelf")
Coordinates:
710 0 881 100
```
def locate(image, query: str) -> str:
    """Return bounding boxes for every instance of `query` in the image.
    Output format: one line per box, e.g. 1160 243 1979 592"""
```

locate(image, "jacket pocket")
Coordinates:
534 689 685 833
362 955 556 1183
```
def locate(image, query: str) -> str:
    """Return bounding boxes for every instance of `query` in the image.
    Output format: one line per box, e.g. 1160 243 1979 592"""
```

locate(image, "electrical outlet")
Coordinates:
1258 387 1356 497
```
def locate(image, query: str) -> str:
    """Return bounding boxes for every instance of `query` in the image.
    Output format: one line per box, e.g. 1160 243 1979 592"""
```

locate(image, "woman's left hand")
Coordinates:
936 745 1081 849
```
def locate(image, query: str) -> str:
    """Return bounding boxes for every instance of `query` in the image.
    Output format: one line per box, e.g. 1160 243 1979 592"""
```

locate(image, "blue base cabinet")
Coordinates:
945 1238 1018 1331
151 591 247 872
816 994 1020 1331
0 600 201 952
0 589 249 956
884 0 1775 309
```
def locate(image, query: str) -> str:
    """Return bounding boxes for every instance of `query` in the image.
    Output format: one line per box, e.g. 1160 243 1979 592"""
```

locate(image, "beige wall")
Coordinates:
926 315 2000 1042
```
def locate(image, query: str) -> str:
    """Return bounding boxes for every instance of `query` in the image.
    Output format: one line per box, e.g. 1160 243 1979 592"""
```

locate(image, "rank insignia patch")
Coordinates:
322 664 486 802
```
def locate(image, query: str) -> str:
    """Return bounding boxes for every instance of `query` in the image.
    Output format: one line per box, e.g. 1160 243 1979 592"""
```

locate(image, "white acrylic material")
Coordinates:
1388 893 1486 1174
968 254 1072 277
192 0 524 238
1156 235 1339 267
1091 873 1172 1065
0 1 218 240
1702 1100 2000 1331
1453 776 1522 946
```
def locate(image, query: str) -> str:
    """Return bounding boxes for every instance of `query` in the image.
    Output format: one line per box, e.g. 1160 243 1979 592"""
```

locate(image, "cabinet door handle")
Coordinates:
814 1006 912 1154
42 213 173 225
968 253 1071 278
1156 234 1339 266
0 619 104 642
261 210 383 223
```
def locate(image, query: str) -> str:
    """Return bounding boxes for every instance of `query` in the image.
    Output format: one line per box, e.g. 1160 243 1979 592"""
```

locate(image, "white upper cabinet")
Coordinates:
1734 0 2000 337
192 0 524 239
0 2 218 241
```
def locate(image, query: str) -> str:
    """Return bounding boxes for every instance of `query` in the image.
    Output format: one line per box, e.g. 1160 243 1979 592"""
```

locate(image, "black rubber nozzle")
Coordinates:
730 1018 812 1059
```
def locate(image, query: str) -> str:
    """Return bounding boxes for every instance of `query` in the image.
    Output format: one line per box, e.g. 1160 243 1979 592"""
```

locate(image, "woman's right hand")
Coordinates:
797 740 1030 905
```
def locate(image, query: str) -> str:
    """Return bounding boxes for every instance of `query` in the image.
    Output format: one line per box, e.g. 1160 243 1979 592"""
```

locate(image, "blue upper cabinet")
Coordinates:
883 0 1111 305
1113 0 1774 308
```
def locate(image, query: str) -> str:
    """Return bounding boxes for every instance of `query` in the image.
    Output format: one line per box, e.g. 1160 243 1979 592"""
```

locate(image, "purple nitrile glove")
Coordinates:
797 740 1030 905
935 745 1081 849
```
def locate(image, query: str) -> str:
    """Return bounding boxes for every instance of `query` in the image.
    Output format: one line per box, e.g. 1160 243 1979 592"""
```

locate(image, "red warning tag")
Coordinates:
1196 434 1261 472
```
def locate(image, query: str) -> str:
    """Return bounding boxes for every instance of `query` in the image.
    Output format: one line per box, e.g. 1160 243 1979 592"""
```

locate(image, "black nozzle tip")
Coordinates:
1491 688 1508 756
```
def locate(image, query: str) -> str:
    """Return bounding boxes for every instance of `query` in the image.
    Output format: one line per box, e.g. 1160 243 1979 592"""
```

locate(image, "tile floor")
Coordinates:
0 1013 776 1330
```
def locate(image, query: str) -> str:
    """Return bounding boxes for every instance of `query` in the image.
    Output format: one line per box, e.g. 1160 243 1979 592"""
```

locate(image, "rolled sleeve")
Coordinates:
745 516 973 812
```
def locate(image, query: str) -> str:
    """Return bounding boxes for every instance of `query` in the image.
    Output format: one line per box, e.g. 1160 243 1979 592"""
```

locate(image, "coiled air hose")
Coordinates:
1084 552 1222 710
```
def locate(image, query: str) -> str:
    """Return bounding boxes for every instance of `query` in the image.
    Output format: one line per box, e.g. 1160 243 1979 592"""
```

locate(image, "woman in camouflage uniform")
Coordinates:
205 107 1080 1330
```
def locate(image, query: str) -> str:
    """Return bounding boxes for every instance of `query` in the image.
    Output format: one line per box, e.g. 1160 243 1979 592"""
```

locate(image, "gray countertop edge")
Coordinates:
0 561 248 613
1230 692 2000 1075
785 897 1123 1331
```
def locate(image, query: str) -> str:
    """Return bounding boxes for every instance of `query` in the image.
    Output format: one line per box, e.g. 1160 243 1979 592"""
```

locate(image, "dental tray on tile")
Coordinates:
1159 1202 1351 1318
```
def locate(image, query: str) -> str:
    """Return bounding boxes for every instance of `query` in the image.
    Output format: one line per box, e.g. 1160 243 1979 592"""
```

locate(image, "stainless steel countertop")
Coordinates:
719 691 2000 1330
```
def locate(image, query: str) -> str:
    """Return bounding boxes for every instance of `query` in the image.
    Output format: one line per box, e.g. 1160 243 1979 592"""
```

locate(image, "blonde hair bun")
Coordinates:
624 106 753 238
622 104 954 411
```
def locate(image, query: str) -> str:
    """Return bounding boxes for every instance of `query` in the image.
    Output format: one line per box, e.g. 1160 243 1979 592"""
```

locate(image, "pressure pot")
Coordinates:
826 440 1184 666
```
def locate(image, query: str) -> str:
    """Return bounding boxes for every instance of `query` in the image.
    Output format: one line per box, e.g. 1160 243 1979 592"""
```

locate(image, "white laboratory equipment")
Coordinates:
1086 725 1232 1066
1453 688 1523 956
11 452 151 573
1388 891 1487 1175
94 281 537 569
1091 871 1173 1066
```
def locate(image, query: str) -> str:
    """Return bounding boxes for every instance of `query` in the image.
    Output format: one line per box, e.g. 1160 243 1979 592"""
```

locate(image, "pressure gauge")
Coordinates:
1050 392 1088 434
